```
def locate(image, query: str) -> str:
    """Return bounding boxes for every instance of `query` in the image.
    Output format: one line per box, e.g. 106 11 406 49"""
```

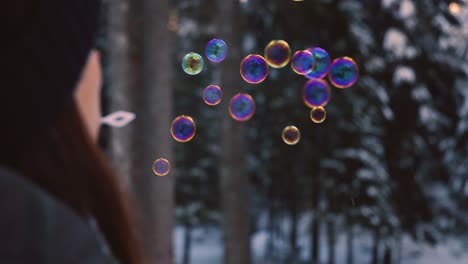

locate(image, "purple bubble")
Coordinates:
303 79 331 108
291 50 315 75
153 158 171 176
240 55 269 84
203 85 223 106
229 93 256 121
171 115 196 142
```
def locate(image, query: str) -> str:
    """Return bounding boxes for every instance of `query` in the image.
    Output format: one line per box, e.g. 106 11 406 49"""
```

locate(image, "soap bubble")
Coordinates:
329 57 359 88
182 52 204 75
152 158 171 176
205 39 228 63
240 54 269 84
303 79 331 108
305 47 331 79
202 85 223 106
229 93 255 121
171 115 196 143
310 107 327 123
282 126 301 145
264 40 291 68
291 50 315 75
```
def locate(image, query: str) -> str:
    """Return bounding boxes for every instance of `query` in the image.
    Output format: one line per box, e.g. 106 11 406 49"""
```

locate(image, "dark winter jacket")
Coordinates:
0 166 117 263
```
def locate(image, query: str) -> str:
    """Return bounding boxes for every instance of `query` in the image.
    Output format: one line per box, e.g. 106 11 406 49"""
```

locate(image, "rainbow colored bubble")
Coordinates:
291 50 315 75
264 40 291 68
170 115 196 143
205 39 228 63
240 54 269 84
306 47 331 79
310 107 327 123
182 52 204 75
229 93 256 121
282 126 301 145
329 57 359 88
202 85 223 106
152 158 171 176
303 79 331 108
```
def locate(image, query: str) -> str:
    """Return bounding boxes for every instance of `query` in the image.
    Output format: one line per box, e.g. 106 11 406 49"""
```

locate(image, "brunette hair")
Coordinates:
0 100 144 264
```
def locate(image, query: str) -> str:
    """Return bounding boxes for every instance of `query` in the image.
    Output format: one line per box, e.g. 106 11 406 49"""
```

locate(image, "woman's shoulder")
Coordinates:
0 166 118 264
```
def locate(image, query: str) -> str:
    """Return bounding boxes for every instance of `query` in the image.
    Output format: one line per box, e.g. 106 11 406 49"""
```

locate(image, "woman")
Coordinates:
0 1 144 263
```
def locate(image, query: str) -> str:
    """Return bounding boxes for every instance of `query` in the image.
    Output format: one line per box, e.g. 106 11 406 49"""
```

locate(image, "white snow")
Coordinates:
393 65 416 85
399 0 415 18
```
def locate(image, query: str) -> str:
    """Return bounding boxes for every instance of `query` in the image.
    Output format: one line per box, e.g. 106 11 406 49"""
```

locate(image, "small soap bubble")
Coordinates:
205 39 228 63
203 85 223 106
310 107 327 123
303 79 331 108
329 57 359 88
240 54 269 84
291 50 315 75
306 47 331 79
152 158 171 176
182 52 204 75
229 93 256 121
264 40 292 68
171 115 196 143
282 126 301 145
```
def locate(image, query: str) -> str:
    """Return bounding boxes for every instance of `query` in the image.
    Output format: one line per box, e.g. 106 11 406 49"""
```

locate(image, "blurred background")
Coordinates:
97 0 468 263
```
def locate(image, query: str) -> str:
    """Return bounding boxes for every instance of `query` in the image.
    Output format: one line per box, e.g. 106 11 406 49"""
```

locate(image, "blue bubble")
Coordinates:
153 158 171 176
291 50 315 75
171 115 196 142
229 93 256 121
240 55 269 84
202 85 223 106
303 79 331 108
205 39 228 63
306 47 331 79
329 57 359 88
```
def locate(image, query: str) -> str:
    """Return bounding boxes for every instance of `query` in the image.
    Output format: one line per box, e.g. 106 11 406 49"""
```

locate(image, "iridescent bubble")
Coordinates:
329 57 359 88
264 40 292 68
202 85 223 106
182 52 204 75
310 107 327 123
205 39 228 63
152 158 171 176
303 79 331 108
282 126 301 145
240 54 269 84
306 47 331 79
229 93 255 121
170 115 196 143
291 50 315 75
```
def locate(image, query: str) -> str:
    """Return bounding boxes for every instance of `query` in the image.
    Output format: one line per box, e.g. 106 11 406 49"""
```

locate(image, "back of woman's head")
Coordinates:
0 1 144 263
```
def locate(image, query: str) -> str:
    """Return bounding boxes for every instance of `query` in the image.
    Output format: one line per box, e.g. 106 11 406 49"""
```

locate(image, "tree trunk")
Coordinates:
182 223 192 264
346 224 354 264
108 0 133 188
311 172 321 264
371 228 381 264
110 0 175 262
217 1 251 264
288 174 298 263
383 246 392 264
327 218 336 264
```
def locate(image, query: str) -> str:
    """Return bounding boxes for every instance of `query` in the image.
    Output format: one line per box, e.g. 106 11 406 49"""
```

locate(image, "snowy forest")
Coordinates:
99 0 468 263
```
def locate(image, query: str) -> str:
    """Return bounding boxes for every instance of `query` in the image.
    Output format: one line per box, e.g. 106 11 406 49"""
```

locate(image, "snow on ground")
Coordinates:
174 223 468 264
